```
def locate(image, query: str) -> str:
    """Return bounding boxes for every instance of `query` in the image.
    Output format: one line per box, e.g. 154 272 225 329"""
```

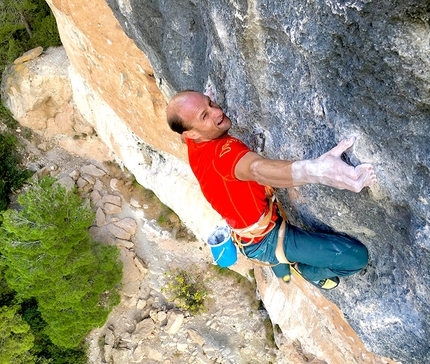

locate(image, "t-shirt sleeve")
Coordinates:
213 138 252 180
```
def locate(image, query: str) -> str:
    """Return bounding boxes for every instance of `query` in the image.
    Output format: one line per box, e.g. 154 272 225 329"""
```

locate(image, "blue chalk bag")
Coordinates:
207 226 237 267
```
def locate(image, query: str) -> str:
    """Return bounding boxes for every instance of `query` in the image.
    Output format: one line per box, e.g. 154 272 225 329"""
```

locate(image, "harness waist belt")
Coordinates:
230 186 293 267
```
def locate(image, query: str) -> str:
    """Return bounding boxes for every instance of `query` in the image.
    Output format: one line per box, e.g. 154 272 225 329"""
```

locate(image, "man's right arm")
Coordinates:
234 137 377 193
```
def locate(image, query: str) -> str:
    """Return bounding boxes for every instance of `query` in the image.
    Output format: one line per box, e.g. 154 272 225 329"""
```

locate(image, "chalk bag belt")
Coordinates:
230 186 294 268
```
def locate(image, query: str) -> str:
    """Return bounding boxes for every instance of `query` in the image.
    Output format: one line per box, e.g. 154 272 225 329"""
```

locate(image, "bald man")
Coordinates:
167 90 376 290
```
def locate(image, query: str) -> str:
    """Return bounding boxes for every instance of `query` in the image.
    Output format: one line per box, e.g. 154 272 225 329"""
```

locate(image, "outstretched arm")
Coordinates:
234 137 377 193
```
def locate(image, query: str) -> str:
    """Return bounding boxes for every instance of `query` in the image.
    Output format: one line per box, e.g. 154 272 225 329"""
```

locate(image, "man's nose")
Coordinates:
210 106 222 119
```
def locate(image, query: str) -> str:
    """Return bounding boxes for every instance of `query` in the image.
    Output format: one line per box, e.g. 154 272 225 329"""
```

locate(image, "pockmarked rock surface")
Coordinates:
2 0 429 362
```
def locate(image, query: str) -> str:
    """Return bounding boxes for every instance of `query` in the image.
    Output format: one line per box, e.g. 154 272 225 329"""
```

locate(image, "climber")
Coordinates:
166 90 377 290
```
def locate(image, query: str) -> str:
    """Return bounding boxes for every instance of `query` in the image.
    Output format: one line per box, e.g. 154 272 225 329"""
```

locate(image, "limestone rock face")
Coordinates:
2 0 429 363
45 0 187 162
2 46 72 131
0 47 112 162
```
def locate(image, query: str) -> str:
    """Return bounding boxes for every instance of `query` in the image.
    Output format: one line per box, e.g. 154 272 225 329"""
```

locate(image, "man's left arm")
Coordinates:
234 137 377 193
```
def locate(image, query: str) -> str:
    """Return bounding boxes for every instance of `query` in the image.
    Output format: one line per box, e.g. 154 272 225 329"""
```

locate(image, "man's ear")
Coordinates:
183 129 200 140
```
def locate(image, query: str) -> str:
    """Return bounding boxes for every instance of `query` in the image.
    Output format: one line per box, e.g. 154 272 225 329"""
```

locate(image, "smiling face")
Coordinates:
174 91 232 143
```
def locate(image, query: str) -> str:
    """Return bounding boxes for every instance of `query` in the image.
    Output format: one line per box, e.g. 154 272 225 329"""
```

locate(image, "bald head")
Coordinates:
166 90 200 134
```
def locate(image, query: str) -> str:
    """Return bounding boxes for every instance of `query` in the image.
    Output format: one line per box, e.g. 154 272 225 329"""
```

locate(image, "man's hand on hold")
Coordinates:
293 137 377 193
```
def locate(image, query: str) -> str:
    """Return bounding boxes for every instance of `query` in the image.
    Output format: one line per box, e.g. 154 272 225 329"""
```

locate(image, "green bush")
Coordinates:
0 264 16 308
20 298 88 364
0 131 31 212
0 0 61 70
163 267 208 314
0 103 18 129
0 177 123 348
0 305 36 364
31 11 61 48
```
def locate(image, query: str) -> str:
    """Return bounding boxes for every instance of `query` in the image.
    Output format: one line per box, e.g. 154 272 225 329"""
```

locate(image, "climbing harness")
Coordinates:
230 186 294 271
230 187 340 289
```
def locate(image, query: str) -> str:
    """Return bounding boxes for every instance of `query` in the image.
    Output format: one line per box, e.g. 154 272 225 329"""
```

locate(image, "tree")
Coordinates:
31 9 61 48
0 0 61 74
0 177 122 348
0 131 31 212
0 305 35 364
20 298 88 364
0 0 36 66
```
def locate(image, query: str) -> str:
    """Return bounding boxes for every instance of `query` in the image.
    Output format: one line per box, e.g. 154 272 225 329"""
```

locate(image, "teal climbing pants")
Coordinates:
242 214 368 281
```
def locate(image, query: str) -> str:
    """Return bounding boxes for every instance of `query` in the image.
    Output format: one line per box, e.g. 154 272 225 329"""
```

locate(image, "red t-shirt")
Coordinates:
186 135 268 229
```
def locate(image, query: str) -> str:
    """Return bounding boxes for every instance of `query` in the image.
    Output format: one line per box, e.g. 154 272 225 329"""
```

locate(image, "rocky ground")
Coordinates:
17 134 282 364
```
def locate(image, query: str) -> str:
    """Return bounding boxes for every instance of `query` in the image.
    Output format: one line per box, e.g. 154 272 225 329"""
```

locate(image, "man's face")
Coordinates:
178 92 232 142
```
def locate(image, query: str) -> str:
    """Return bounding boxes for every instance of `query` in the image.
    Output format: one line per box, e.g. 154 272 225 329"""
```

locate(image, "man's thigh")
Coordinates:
284 224 368 270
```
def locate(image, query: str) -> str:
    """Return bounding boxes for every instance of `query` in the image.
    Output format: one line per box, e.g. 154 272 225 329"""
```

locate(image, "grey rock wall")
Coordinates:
105 0 430 362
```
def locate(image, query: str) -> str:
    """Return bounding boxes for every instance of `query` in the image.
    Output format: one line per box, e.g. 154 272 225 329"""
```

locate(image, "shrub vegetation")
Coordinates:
163 267 208 314
0 0 61 74
0 3 119 362
0 178 123 361
0 305 35 364
0 131 32 212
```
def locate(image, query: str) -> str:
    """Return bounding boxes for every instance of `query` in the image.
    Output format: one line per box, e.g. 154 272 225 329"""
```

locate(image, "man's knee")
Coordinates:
349 240 369 270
